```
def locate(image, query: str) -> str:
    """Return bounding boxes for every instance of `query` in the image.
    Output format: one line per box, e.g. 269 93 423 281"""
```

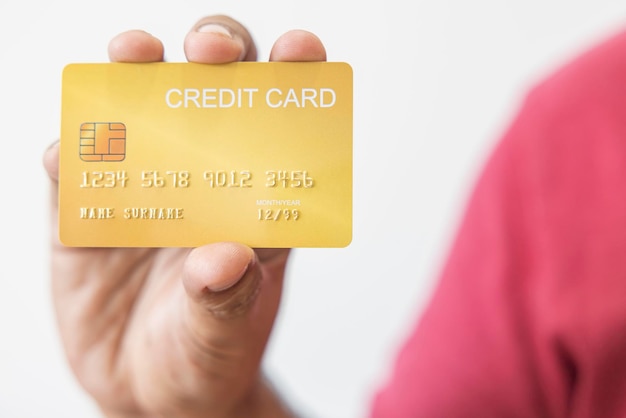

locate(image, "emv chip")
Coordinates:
79 122 126 162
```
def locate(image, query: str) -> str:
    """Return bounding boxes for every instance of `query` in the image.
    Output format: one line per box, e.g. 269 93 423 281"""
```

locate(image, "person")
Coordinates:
370 25 626 418
43 13 626 418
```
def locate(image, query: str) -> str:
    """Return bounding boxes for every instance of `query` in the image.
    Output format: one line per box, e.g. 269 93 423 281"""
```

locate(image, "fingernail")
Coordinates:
196 23 233 38
208 259 253 292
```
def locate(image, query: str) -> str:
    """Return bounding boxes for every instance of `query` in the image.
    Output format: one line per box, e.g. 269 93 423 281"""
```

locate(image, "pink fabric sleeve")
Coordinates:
370 29 626 418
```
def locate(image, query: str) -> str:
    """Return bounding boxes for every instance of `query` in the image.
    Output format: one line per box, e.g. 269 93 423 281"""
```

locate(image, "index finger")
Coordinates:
108 30 165 63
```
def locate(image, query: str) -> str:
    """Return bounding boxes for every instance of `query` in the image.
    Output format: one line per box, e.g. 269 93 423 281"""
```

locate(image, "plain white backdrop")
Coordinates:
1 1 625 417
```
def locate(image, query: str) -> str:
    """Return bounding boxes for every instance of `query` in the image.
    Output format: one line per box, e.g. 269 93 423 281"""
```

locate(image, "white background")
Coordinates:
1 1 625 417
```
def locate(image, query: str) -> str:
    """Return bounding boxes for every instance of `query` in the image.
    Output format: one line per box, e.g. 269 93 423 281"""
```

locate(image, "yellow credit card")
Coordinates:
59 62 352 248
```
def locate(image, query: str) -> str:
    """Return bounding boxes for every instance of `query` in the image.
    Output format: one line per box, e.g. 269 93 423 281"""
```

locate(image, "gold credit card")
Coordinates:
59 62 352 248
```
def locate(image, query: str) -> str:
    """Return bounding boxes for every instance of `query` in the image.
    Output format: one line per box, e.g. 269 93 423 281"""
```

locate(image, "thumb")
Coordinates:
179 242 286 401
131 244 289 415
183 242 261 321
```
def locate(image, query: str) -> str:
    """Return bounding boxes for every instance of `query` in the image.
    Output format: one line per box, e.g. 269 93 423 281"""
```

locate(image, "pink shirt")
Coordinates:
371 29 626 417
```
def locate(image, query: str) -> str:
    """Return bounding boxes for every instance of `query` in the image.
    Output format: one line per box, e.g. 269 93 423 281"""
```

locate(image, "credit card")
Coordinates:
59 62 352 248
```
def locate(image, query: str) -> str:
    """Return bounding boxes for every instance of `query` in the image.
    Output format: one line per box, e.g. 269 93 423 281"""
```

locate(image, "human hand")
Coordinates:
43 15 326 418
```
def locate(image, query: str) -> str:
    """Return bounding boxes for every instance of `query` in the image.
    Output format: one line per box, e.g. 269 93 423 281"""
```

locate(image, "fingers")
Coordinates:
269 30 327 62
43 141 60 183
108 30 164 62
110 17 325 66
184 15 257 63
44 141 60 239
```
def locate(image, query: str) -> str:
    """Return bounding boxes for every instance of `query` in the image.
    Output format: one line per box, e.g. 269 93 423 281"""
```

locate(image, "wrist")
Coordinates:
100 409 146 418
99 377 294 418
227 376 295 418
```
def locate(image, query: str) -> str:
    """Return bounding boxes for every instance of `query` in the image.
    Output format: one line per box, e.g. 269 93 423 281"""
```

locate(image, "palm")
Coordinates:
52 243 288 416
52 246 186 411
